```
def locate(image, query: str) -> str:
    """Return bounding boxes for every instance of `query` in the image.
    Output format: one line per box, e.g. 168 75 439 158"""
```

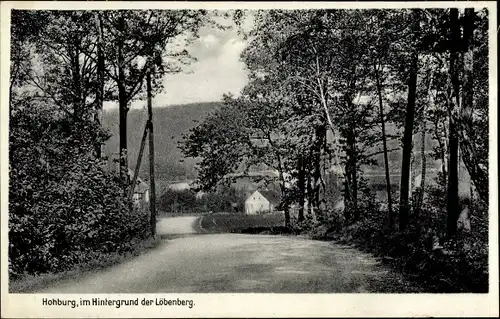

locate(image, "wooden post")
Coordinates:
146 67 157 238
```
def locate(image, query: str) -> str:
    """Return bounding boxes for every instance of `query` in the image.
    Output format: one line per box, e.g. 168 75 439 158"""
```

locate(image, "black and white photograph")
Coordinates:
1 1 498 318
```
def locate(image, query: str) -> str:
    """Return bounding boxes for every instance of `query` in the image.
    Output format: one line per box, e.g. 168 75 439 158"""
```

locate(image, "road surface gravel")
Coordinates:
37 216 418 293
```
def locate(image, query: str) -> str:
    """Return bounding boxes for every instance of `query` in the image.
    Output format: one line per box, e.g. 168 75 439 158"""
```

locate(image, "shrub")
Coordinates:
9 104 150 277
295 178 488 292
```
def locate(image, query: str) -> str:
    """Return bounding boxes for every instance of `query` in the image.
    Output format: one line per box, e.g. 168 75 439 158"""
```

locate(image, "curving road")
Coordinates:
156 216 199 235
37 216 418 293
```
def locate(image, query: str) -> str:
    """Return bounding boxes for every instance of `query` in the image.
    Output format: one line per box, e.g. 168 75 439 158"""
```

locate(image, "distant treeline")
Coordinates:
158 186 246 214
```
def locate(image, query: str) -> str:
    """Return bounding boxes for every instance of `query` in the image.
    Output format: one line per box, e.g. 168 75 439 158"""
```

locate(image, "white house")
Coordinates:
128 168 149 209
167 181 192 191
244 190 280 215
195 191 206 199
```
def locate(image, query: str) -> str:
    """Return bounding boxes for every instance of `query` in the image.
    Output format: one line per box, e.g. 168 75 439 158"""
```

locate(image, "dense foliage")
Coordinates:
8 10 215 277
159 186 246 214
199 212 285 234
9 99 150 276
182 8 490 292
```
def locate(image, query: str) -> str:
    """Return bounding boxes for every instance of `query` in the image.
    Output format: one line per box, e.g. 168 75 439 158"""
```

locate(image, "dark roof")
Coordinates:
257 190 281 206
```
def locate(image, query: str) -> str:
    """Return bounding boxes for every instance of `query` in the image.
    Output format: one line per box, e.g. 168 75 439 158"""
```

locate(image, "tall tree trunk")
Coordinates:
277 153 290 228
399 10 420 231
459 8 487 202
414 120 427 217
432 117 447 185
342 73 359 222
94 12 105 158
351 126 359 221
374 60 394 228
447 119 459 238
345 120 358 221
447 8 461 238
72 41 82 122
297 156 306 222
306 171 313 216
117 17 128 182
312 124 326 216
266 132 290 227
343 161 352 223
414 71 434 217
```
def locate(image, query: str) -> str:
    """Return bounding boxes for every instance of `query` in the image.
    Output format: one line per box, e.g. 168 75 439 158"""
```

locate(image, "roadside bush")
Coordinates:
290 208 345 239
287 177 488 292
200 212 284 233
326 193 489 292
9 104 150 277
158 186 245 214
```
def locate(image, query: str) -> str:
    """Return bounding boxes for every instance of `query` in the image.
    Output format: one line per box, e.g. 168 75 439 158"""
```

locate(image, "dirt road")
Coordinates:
37 216 418 293
156 216 199 235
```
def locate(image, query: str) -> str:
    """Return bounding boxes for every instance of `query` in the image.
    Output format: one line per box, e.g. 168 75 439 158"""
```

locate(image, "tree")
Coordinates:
268 10 381 221
183 8 489 248
180 98 251 191
13 12 91 120
363 9 408 228
8 9 219 276
95 10 208 179
94 11 105 158
445 8 489 237
180 86 297 226
10 10 50 103
457 8 488 203
399 9 421 231
11 11 111 159
413 61 435 218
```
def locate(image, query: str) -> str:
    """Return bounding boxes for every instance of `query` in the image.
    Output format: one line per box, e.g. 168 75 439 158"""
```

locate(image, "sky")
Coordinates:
104 19 250 110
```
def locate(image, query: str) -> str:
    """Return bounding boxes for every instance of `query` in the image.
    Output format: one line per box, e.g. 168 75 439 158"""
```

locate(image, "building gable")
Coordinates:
245 189 280 207
245 190 269 205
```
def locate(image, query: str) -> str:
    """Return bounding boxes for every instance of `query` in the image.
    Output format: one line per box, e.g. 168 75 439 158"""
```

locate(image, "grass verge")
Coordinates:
9 236 161 293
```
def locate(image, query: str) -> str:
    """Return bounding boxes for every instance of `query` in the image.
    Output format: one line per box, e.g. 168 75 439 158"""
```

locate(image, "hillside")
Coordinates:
102 102 222 184
103 104 469 198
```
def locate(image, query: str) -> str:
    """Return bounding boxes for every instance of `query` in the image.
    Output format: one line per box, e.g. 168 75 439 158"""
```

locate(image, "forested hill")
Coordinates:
102 101 469 194
102 101 222 182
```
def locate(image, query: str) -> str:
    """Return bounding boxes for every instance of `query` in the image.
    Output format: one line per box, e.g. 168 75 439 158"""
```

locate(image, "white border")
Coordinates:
1 1 498 318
